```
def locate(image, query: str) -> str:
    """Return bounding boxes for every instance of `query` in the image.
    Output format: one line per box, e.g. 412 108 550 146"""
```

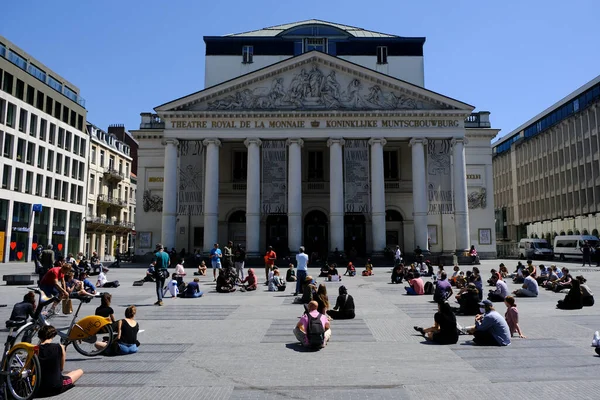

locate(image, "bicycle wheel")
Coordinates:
72 323 113 357
5 349 40 400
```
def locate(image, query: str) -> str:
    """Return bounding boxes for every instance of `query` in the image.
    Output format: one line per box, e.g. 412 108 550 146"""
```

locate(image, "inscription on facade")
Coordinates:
344 140 370 213
261 140 287 214
169 119 461 129
427 139 454 214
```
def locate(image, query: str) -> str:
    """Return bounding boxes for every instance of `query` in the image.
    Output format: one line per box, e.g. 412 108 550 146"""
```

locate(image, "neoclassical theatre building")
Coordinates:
132 20 498 259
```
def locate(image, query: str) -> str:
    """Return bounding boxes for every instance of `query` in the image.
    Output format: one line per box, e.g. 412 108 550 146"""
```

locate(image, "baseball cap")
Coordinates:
479 299 493 307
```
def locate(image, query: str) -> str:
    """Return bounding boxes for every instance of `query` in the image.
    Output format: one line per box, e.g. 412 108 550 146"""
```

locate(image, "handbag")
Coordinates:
62 299 73 314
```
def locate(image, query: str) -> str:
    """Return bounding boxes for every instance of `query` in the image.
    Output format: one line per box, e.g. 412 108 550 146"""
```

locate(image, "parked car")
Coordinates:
553 235 599 261
518 238 553 260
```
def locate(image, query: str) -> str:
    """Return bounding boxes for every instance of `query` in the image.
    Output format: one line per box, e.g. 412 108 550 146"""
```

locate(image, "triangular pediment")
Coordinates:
156 51 474 113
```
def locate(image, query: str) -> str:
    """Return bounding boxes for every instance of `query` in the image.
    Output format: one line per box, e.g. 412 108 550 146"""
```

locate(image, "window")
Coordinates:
57 128 64 148
53 101 61 119
77 115 83 131
53 180 60 200
2 165 10 189
26 85 34 105
37 147 45 168
0 43 4 57
0 98 5 124
90 174 95 194
29 114 37 137
69 110 76 127
100 150 105 167
2 71 13 94
48 76 62 93
232 151 248 181
377 46 388 64
64 86 78 103
45 96 53 115
91 146 96 164
6 102 15 127
383 150 399 180
8 50 27 70
62 105 68 123
46 150 54 171
77 186 83 205
118 159 123 174
242 45 253 64
55 153 62 173
61 181 67 201
27 63 46 83
64 156 70 177
70 184 76 203
26 142 34 165
18 108 27 132
71 159 77 178
79 138 86 157
16 138 25 162
3 132 13 158
25 171 33 194
304 38 327 52
36 91 44 110
307 151 324 181
35 174 42 196
39 118 46 140
78 162 84 180
14 168 22 191
73 135 80 156
125 163 129 178
109 155 115 170
45 177 52 198
49 123 55 144
65 131 72 151
15 79 24 100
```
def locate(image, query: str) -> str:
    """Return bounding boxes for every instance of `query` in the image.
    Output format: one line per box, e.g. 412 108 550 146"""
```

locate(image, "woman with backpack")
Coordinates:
327 286 355 320
293 300 331 349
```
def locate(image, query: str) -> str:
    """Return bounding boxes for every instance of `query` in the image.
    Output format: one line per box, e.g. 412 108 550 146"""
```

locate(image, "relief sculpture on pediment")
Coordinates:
206 64 442 111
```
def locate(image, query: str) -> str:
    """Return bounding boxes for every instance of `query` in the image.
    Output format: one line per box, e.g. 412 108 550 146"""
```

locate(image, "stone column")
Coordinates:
369 138 387 254
452 138 470 251
328 138 345 253
203 139 221 253
244 138 262 256
161 138 179 250
3 200 14 262
287 139 303 253
410 138 429 250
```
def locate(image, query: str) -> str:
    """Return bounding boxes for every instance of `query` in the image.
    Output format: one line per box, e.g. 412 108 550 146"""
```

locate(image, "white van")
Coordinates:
518 239 553 260
553 235 599 261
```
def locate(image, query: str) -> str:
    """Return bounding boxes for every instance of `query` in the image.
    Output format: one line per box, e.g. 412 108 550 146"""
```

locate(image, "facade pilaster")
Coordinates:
161 138 179 250
452 137 470 251
410 138 429 250
244 138 262 256
287 139 303 253
203 138 221 252
369 138 387 254
327 138 345 252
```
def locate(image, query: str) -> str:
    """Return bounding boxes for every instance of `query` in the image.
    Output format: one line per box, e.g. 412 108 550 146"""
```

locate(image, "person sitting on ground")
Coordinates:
536 265 549 285
488 275 509 302
487 269 502 286
195 260 208 276
414 302 459 345
455 283 481 315
327 263 340 281
293 300 332 349
469 245 479 264
525 259 537 278
163 273 179 298
144 264 156 282
450 265 462 286
183 277 204 298
503 295 526 338
327 285 355 320
541 265 560 288
319 263 330 277
557 279 583 310
513 270 539 298
344 262 356 277
314 284 330 315
512 262 525 283
405 271 425 295
9 291 36 323
112 305 140 355
64 272 94 299
271 269 286 291
391 263 404 284
216 268 236 293
362 259 374 276
550 268 573 292
472 267 484 300
433 272 453 303
293 276 316 304
577 276 594 307
38 325 83 396
240 268 258 291
499 263 509 279
95 292 116 325
436 265 445 281
466 300 511 346
175 260 186 279
97 266 119 288
286 263 297 282
455 271 467 289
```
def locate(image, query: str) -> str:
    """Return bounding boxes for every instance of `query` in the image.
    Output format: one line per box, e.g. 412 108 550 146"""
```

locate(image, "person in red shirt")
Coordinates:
263 246 277 284
405 271 425 295
40 263 71 299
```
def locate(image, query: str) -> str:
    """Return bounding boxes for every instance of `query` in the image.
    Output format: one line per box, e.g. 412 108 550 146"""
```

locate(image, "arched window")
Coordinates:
575 230 581 235
385 210 403 222
583 229 589 235
592 229 599 237
228 210 246 223
560 230 566 235
567 230 573 235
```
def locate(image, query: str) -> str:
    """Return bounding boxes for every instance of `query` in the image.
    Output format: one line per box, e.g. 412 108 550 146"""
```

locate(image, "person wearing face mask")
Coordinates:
466 300 511 346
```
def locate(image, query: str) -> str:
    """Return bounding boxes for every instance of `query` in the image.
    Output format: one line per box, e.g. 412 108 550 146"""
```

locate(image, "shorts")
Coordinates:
40 285 58 298
211 260 222 269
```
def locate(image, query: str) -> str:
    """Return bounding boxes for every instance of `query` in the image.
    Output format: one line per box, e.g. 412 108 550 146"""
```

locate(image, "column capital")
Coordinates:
368 138 387 146
244 138 262 148
327 138 345 147
409 138 427 147
161 138 179 147
450 137 469 147
203 138 222 147
286 138 304 147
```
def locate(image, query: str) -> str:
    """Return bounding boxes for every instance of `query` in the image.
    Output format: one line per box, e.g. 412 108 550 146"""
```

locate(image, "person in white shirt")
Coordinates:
294 246 309 296
488 279 509 302
96 266 119 288
164 273 179 298
175 261 186 278
394 246 402 266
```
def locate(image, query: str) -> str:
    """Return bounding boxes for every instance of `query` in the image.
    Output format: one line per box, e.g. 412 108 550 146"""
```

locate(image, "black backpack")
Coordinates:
306 312 326 349
424 281 434 295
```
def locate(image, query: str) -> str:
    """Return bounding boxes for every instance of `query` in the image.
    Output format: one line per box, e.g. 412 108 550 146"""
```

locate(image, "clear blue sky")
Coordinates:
2 0 598 141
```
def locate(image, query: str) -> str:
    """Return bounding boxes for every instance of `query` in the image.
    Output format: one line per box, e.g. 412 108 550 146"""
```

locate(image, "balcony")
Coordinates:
465 112 492 128
85 216 133 231
220 182 247 194
384 180 413 193
103 167 124 182
97 194 127 208
302 181 328 193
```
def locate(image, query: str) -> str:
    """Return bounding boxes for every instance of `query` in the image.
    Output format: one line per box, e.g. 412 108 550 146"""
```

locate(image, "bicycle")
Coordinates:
19 289 114 357
1 320 43 400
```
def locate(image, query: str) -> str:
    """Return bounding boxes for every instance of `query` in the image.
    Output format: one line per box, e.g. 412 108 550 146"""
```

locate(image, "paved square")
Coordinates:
1 259 599 399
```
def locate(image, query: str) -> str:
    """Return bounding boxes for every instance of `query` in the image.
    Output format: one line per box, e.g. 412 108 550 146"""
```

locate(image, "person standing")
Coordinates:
234 244 246 280
40 244 55 280
264 245 277 285
153 244 170 306
581 240 592 267
294 246 309 296
394 245 402 266
210 243 222 282
223 241 234 270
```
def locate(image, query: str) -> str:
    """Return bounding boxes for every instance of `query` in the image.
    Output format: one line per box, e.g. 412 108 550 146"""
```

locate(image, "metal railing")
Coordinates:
97 194 127 207
103 168 124 181
496 242 519 259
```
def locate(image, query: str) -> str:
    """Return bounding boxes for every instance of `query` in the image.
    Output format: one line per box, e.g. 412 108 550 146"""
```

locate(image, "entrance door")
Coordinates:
228 210 246 249
344 214 366 256
304 210 328 262
266 215 288 257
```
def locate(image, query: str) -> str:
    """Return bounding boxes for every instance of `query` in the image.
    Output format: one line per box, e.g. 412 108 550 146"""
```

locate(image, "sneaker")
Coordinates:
154 301 161 306
158 301 163 306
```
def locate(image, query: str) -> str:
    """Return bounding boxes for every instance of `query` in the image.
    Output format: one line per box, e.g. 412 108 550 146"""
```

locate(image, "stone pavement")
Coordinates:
1 259 599 399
